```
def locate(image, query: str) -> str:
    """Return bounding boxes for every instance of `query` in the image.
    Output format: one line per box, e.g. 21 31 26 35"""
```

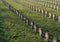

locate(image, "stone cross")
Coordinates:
26 18 29 24
53 14 56 20
45 11 48 16
58 17 60 22
45 32 49 42
45 4 47 7
55 2 57 5
30 21 34 28
28 5 30 8
21 15 23 19
38 9 41 13
31 6 32 9
38 2 40 4
57 6 59 11
23 16 26 22
58 3 60 5
36 8 38 12
50 5 53 8
32 6 35 11
53 37 58 42
33 24 37 32
19 13 20 17
48 4 49 8
16 10 18 15
54 5 56 9
39 28 42 36
49 13 52 18
42 9 44 14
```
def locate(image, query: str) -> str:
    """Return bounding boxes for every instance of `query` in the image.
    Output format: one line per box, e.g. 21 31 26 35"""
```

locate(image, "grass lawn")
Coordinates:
5 0 60 40
0 1 45 42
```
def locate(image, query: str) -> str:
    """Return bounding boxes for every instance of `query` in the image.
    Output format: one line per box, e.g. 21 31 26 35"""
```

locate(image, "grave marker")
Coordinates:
31 6 33 9
45 32 49 42
19 13 21 17
23 16 26 22
41 9 44 14
45 11 48 16
57 6 59 11
58 3 60 5
47 4 49 8
33 24 38 32
30 21 34 28
36 8 38 12
21 14 23 19
53 14 56 20
58 17 60 22
50 5 53 8
39 28 42 36
26 18 29 24
45 4 47 7
32 6 35 11
38 9 41 13
49 13 52 18
54 5 56 9
16 10 18 15
53 37 58 42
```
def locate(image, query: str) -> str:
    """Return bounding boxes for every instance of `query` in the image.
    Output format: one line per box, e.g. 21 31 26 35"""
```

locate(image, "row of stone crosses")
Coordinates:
1 0 59 42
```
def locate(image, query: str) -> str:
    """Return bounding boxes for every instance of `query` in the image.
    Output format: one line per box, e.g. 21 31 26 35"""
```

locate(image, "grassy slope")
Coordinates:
17 0 60 16
26 0 60 8
5 0 60 40
0 1 45 42
33 0 60 6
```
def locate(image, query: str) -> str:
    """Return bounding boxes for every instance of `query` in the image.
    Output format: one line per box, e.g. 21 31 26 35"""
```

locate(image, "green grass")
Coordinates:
17 0 60 16
0 1 45 42
32 0 60 5
26 0 60 8
5 0 60 40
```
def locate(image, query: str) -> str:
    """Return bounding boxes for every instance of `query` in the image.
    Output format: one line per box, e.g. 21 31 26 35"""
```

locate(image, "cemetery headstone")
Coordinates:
49 13 52 18
30 21 34 29
58 17 60 22
39 28 42 36
45 32 49 42
53 37 58 42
